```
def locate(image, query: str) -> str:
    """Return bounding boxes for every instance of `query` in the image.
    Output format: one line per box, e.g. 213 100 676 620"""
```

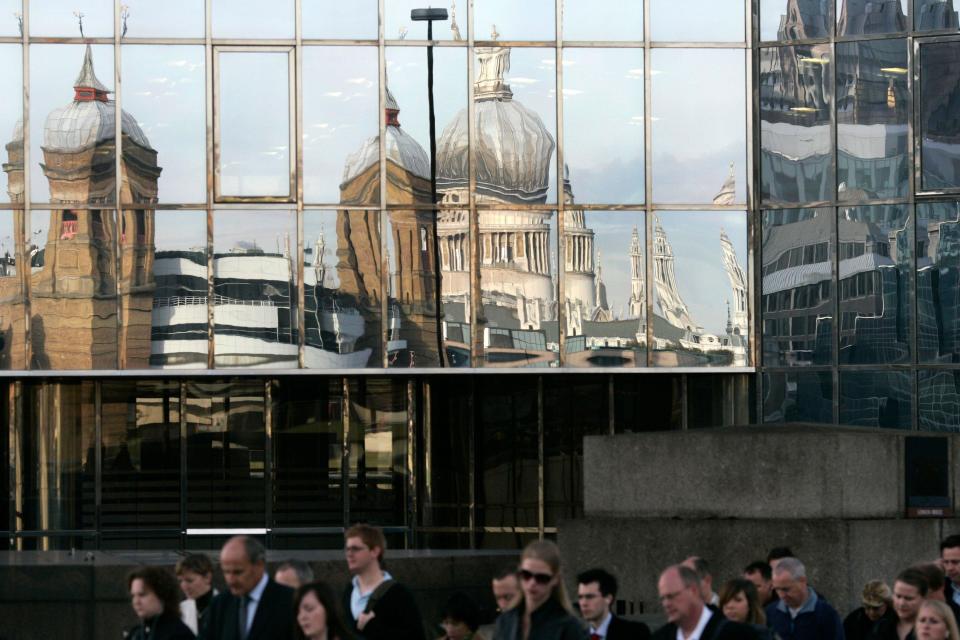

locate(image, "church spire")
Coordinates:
475 25 513 101
450 1 463 40
73 44 110 102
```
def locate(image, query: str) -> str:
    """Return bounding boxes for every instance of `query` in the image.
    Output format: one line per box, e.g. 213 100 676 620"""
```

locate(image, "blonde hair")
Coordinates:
519 540 573 614
917 600 960 640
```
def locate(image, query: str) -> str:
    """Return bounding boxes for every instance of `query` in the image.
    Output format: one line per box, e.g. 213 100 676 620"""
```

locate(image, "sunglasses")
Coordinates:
518 569 554 585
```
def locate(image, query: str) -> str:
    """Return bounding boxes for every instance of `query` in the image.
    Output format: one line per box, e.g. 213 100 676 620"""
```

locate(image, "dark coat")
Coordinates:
605 615 651 640
867 616 915 640
844 606 896 640
341 580 425 640
651 611 759 640
199 580 294 640
765 593 844 640
125 613 196 640
494 598 587 640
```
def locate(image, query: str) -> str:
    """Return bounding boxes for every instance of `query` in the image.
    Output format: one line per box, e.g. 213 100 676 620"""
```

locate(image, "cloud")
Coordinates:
323 91 344 97
347 77 373 88
625 68 643 80
562 89 584 96
510 77 538 85
149 77 170 85
167 60 201 72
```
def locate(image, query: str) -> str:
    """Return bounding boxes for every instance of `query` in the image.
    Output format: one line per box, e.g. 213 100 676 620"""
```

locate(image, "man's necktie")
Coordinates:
590 634 601 640
238 594 250 640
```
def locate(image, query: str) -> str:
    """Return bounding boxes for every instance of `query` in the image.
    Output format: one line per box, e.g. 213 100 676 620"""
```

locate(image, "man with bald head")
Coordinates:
199 536 294 640
652 565 757 640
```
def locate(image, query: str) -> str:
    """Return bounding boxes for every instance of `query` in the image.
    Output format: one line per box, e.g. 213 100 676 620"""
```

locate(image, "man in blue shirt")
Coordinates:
766 557 844 640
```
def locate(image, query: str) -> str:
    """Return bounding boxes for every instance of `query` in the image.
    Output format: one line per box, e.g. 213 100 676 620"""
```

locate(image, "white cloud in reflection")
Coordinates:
510 77 538 85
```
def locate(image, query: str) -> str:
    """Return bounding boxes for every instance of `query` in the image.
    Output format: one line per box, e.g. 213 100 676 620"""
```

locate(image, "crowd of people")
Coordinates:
121 527 960 640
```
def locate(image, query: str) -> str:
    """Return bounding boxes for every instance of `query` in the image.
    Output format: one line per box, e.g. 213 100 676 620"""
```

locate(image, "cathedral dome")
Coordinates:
436 38 555 204
42 45 152 153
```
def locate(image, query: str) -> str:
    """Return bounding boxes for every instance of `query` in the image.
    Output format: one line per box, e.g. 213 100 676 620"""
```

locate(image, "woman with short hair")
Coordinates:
175 553 217 635
126 566 195 640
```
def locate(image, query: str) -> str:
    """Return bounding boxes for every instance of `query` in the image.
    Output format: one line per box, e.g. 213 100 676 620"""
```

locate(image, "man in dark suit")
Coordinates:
652 565 757 640
199 536 294 640
577 568 650 640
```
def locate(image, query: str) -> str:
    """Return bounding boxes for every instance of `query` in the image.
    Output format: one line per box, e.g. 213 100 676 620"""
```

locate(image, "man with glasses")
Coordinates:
940 534 960 608
651 565 756 640
341 523 425 640
577 568 650 640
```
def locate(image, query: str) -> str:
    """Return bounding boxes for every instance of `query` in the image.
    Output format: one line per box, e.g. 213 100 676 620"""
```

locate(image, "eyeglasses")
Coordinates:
344 545 368 554
659 590 685 603
518 569 554 585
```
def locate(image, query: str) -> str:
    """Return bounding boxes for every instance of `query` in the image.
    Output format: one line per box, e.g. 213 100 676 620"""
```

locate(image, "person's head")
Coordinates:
275 559 314 590
743 561 774 604
681 556 713 602
658 565 704 630
771 557 809 609
220 535 267 597
294 581 352 640
344 523 386 575
128 566 182 621
767 547 795 573
518 539 571 613
916 599 960 640
894 568 929 624
915 564 947 601
860 580 893 622
439 592 481 640
718 578 766 626
940 535 960 585
576 568 617 625
175 553 215 601
492 566 521 613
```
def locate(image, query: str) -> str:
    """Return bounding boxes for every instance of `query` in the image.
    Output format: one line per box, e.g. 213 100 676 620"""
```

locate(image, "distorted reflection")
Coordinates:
386 0 463 41
920 41 960 190
919 370 960 431
760 45 833 206
0 45 21 202
761 0 832 41
304 0 377 39
914 0 960 30
213 211 298 368
0 212 24 369
148 211 207 369
762 208 834 367
565 213 646 368
652 213 750 367
837 0 907 35
837 39 908 201
762 371 833 423
650 0 744 41
303 210 380 368
563 0 642 40
840 370 911 428
30 0 113 37
211 0 294 38
918 201 960 363
121 0 204 38
837 204 912 364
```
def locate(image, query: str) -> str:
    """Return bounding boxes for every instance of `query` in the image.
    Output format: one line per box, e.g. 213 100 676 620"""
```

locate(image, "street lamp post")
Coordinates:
411 7 448 366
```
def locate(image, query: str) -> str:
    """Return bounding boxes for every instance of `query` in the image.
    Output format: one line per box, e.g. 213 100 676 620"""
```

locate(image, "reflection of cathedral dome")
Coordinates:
341 87 430 185
42 45 152 153
437 37 555 203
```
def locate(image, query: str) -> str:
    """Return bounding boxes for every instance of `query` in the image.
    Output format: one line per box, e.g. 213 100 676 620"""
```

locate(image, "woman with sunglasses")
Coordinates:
494 540 587 640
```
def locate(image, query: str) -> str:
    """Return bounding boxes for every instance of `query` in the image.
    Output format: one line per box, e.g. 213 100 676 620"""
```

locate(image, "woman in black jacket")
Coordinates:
494 540 587 640
125 566 195 640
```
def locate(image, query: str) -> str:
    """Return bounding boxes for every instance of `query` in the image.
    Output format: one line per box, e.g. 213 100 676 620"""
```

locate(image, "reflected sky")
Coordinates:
155 210 206 251
563 0 643 40
0 0 19 37
122 45 205 203
651 0 744 41
563 48 644 204
582 213 643 316
122 0 204 38
386 0 465 41
30 0 112 37
0 45 21 202
653 49 747 204
214 210 296 254
305 0 378 39
474 0 554 40
211 0 294 38
0 212 16 266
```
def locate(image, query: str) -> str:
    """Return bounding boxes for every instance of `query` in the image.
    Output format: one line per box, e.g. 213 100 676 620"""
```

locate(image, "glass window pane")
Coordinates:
614 375 682 431
304 46 379 205
121 0 204 38
31 0 113 37
438 211 471 367
837 39 909 202
762 371 833 423
919 370 960 431
918 201 960 363
0 45 22 204
473 0 554 41
565 211 647 368
760 45 833 206
838 204 911 364
653 49 746 204
761 0 832 40
0 0 20 37
30 45 116 205
920 41 960 190
272 378 344 527
147 210 208 369
211 0 293 38
423 378 472 542
479 210 558 368
217 51 292 199
304 209 382 368
651 0 745 41
386 0 466 41
652 212 750 367
118 208 158 369
840 370 912 428
304 0 377 39
122 45 206 204
29 209 119 370
186 381 266 528
762 207 834 366
347 378 408 526
563 0 642 40
0 211 25 369
213 210 298 368
838 0 907 35
18 382 96 532
915 0 960 30
563 48 644 205
100 381 181 534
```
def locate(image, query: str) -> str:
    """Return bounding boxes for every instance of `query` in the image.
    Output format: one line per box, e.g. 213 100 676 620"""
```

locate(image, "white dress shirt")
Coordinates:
590 612 613 638
677 605 713 640
243 572 270 633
